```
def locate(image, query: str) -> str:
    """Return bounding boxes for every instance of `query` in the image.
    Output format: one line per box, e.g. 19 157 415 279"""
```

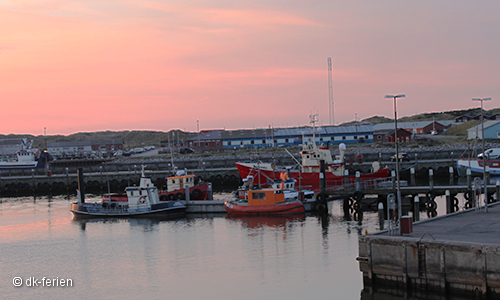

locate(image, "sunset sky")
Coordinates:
1 1 499 135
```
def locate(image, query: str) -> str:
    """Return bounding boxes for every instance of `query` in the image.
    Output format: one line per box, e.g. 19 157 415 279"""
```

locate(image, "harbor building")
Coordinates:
0 138 33 156
221 125 374 149
185 130 224 151
47 141 124 157
467 120 500 140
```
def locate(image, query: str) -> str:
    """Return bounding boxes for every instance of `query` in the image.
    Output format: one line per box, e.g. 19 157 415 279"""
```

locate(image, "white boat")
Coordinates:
456 158 500 176
0 150 38 169
71 166 186 218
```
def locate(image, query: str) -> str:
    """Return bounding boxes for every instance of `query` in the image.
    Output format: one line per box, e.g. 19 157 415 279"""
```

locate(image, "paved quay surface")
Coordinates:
382 203 500 244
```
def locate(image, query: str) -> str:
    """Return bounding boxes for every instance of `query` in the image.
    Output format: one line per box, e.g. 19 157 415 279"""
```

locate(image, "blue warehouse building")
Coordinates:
221 124 374 149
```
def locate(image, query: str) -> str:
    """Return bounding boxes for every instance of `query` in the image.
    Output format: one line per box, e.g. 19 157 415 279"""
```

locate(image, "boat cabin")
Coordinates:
247 189 286 206
166 170 196 192
126 174 160 211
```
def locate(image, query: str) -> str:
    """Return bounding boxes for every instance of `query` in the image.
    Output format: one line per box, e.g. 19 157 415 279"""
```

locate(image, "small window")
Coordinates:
262 140 265 144
274 139 277 144
253 192 266 199
331 137 335 141
285 139 289 143
204 142 209 147
320 138 323 141
216 141 220 146
365 135 369 139
228 141 231 146
251 140 254 144
354 136 357 140
172 180 175 184
342 136 346 140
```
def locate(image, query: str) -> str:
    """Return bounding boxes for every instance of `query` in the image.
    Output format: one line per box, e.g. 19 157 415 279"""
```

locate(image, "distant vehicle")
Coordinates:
391 153 411 162
122 151 131 157
477 148 500 160
114 150 124 156
144 146 156 151
133 147 145 153
179 148 195 154
430 130 438 135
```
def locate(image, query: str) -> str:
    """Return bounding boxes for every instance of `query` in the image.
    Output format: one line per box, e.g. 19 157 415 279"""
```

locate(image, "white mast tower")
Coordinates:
327 57 334 125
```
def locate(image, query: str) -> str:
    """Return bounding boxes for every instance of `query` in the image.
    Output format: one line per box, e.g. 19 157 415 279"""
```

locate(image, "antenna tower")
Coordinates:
327 57 334 125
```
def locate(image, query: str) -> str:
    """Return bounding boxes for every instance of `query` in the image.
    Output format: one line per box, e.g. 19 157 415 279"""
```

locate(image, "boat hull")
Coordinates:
0 162 38 169
236 162 389 192
224 200 305 215
457 159 500 177
71 202 186 219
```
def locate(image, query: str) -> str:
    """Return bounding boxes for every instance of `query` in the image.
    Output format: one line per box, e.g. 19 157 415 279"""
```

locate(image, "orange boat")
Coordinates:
224 187 305 215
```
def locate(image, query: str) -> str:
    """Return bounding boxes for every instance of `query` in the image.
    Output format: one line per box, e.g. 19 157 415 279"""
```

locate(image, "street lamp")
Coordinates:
472 97 492 212
385 94 406 235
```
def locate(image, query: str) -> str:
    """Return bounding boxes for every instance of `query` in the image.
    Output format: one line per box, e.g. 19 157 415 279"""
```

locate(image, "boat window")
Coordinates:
172 180 175 184
306 155 310 159
253 192 266 200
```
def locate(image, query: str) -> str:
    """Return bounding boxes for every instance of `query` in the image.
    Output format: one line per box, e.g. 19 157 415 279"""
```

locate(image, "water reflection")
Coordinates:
361 286 481 300
71 217 176 232
225 213 306 229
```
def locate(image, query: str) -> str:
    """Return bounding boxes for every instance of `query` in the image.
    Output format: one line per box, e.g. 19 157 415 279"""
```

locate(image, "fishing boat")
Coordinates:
71 167 186 218
456 158 500 176
235 137 389 193
104 169 211 202
0 150 38 169
224 179 305 215
236 174 314 201
159 170 211 200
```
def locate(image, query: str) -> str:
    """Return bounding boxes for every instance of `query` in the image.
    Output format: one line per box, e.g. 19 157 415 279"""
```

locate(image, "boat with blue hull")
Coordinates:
456 158 500 176
71 167 186 219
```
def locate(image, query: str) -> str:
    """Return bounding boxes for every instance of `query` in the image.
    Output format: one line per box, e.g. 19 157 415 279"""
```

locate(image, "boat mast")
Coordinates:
309 113 318 147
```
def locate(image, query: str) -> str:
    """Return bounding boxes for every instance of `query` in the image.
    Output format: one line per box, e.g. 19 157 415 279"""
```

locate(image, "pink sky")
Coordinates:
1 1 499 135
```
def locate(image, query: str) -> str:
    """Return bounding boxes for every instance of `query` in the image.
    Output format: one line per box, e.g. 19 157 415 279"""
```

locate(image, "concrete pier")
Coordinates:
358 203 500 298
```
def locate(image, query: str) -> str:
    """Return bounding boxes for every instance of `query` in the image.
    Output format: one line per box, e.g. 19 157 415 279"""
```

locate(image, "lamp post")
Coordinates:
472 97 492 212
385 94 406 235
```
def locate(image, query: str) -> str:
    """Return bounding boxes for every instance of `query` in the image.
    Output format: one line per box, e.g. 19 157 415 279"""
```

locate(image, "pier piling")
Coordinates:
378 202 384 230
413 196 420 221
445 190 451 214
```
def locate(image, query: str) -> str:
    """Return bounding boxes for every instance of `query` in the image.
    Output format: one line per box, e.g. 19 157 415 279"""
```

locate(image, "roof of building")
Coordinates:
48 140 123 147
0 138 27 146
185 130 223 141
374 120 455 131
221 129 274 140
467 120 500 131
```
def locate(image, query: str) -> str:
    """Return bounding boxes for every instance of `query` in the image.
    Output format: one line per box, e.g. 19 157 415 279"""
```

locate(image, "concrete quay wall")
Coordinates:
359 235 500 298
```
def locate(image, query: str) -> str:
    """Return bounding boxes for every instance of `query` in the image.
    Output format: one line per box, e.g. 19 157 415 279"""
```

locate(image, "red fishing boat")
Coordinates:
235 116 389 193
224 185 305 215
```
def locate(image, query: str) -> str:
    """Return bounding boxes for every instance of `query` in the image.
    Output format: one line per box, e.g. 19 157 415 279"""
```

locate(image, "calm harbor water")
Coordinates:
0 193 471 300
